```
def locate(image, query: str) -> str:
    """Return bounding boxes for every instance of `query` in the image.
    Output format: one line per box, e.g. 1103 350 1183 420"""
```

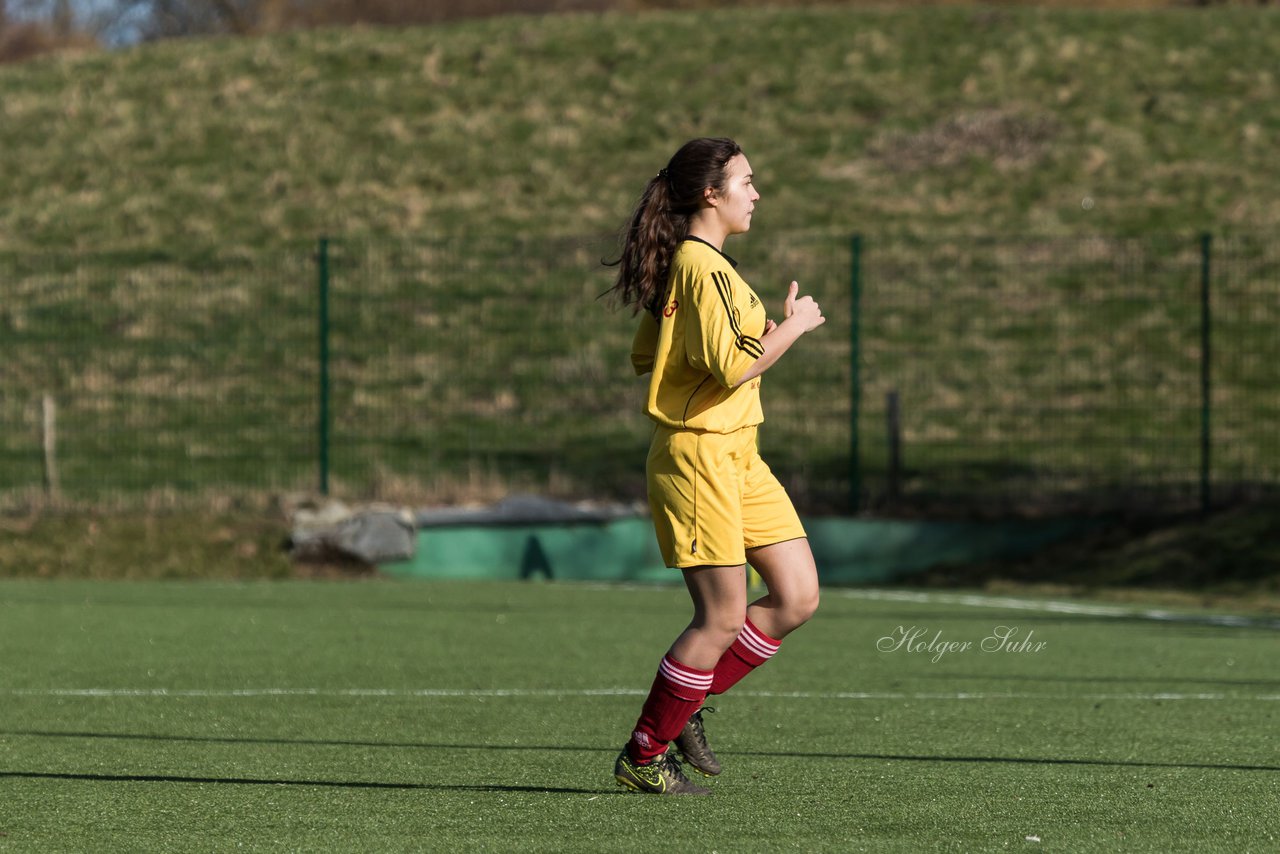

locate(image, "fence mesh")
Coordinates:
2 249 318 506
2 233 1276 515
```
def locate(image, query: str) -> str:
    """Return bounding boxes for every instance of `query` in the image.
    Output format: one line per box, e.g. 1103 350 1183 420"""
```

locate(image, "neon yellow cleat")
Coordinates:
613 749 711 795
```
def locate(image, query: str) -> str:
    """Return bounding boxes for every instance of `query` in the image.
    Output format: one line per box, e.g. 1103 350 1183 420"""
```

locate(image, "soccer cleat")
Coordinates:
674 707 721 776
614 748 711 795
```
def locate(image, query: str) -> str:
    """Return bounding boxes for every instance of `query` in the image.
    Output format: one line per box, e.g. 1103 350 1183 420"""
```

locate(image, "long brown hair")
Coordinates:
606 137 743 318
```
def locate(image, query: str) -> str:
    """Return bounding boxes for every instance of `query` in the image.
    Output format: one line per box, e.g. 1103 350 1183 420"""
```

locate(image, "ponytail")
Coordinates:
605 137 743 318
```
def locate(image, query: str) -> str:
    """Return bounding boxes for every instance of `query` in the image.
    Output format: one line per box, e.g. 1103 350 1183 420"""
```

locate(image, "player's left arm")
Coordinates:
732 281 824 387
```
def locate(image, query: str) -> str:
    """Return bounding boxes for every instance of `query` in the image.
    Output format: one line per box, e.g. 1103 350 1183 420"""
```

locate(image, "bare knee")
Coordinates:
778 588 820 634
687 608 743 650
747 539 821 635
706 614 745 649
799 587 820 623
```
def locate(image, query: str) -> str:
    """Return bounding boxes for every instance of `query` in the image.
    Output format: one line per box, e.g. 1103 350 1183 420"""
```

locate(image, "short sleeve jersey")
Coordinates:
631 237 767 433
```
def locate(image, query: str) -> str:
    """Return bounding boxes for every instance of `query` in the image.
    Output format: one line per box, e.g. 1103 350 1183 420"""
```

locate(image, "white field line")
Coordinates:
829 588 1280 630
582 584 1280 629
4 687 1279 701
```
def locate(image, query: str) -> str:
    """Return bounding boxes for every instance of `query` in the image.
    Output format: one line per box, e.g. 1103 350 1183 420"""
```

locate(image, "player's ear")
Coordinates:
702 185 719 207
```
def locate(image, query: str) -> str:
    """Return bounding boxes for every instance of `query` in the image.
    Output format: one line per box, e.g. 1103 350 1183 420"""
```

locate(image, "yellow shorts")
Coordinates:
646 424 807 569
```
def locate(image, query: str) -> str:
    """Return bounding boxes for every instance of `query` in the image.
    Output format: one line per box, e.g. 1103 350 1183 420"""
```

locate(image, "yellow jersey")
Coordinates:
631 237 767 433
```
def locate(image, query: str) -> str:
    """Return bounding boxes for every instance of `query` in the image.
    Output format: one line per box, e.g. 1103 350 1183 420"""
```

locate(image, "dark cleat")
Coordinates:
614 748 711 795
674 707 721 776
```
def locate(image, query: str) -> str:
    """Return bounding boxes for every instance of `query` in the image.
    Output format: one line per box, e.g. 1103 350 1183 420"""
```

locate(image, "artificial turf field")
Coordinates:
0 579 1276 852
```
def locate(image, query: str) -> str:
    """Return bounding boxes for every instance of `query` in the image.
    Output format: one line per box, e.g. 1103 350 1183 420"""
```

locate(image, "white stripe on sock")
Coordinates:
738 623 780 660
659 657 713 690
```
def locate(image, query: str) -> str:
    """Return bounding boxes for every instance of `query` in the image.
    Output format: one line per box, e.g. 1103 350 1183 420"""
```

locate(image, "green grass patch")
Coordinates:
0 579 1276 851
0 507 294 580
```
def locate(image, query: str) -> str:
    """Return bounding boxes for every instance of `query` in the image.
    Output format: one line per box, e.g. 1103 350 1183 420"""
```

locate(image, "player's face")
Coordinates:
713 154 759 235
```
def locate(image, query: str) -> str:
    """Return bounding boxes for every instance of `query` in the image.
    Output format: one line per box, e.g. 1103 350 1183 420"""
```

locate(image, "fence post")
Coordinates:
42 394 61 505
886 389 901 503
318 236 331 496
849 233 863 513
1199 232 1212 515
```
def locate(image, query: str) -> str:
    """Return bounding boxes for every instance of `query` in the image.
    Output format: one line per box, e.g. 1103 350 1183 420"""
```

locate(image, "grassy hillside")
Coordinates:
1 7 1279 253
2 7 1279 530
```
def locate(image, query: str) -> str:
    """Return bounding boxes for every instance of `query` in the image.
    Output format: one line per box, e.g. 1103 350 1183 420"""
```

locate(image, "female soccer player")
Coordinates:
607 138 825 795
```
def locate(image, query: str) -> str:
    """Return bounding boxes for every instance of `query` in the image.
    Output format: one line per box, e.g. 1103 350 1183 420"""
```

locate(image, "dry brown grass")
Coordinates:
0 20 93 65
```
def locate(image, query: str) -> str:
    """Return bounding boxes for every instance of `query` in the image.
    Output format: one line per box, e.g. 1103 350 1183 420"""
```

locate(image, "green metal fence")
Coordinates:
2 233 1276 515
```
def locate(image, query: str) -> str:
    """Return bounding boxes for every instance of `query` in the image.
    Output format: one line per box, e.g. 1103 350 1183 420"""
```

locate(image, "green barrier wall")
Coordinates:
379 516 1096 584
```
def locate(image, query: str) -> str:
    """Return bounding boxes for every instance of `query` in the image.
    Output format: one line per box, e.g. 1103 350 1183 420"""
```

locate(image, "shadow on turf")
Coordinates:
0 768 618 795
7 729 1279 774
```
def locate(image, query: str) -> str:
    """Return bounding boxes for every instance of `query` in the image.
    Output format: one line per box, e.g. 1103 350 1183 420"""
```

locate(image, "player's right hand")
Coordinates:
783 281 825 332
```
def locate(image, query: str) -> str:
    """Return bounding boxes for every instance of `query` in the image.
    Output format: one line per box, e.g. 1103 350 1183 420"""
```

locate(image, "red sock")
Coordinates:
626 654 713 764
709 617 781 695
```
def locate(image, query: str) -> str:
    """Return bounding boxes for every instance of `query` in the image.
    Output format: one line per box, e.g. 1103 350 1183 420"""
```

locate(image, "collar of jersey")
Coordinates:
682 235 738 268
